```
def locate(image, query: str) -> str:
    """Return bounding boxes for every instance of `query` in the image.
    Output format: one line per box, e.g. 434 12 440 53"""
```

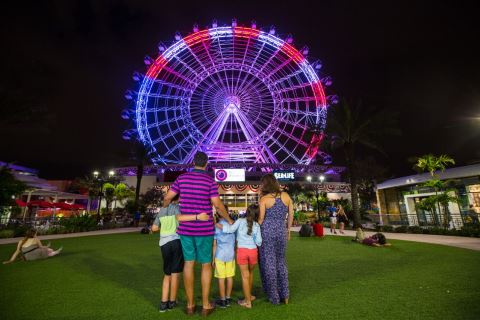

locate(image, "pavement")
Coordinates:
291 226 480 251
0 227 143 245
2 226 480 251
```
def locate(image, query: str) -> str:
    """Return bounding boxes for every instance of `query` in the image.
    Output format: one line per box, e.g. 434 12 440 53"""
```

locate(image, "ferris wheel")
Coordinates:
123 20 336 165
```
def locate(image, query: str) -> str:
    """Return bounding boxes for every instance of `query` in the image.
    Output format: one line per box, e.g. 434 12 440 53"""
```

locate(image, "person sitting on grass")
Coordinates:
362 232 391 247
352 226 366 243
3 228 62 264
217 204 262 309
151 195 185 312
299 220 313 237
212 207 236 308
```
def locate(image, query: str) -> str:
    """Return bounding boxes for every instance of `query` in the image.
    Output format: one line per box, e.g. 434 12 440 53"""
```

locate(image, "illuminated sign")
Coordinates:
214 169 246 182
273 170 295 181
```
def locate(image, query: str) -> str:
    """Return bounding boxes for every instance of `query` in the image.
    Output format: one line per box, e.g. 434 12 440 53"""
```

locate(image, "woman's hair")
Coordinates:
374 233 387 245
21 228 37 246
260 174 281 196
246 204 259 236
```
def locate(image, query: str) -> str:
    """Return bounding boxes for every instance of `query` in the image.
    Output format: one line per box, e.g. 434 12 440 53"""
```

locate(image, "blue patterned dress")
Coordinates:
259 197 289 304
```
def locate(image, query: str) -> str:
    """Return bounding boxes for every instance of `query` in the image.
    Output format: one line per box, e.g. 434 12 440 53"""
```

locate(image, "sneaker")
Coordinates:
168 301 177 310
225 298 232 307
159 301 169 313
215 299 227 309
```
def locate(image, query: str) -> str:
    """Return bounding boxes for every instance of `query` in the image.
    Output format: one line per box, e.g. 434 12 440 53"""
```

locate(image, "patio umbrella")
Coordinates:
15 199 27 207
53 202 74 210
27 200 54 208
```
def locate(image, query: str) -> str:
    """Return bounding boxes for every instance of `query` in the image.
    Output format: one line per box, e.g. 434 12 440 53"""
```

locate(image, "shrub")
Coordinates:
395 225 408 233
0 229 14 238
407 226 424 234
59 215 98 233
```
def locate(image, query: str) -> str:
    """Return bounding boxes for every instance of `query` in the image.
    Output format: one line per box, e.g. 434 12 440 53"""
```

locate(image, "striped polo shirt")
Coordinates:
170 169 219 236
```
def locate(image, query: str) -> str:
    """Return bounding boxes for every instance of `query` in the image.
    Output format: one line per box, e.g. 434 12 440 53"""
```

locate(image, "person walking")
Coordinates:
328 205 338 234
258 174 293 305
337 205 349 234
163 151 233 316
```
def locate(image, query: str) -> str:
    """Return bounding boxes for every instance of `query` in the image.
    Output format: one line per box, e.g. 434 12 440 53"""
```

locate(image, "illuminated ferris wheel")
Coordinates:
123 20 336 165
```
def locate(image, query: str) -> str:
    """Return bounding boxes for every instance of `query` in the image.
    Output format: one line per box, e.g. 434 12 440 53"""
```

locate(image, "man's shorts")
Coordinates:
236 248 258 265
160 239 184 275
179 235 214 264
214 259 235 278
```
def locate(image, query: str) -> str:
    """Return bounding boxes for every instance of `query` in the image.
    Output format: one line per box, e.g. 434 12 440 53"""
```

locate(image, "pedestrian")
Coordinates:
337 205 348 234
134 210 141 227
163 151 233 316
328 205 338 234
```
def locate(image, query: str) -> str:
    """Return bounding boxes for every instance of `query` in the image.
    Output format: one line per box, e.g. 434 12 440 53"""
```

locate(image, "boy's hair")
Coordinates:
171 194 180 202
246 204 260 236
215 205 229 221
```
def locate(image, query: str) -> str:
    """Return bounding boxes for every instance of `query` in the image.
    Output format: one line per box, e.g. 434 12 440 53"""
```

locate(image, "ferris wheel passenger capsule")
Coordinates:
285 34 293 44
174 32 182 41
314 61 323 70
132 72 142 82
124 90 135 100
157 42 166 52
328 95 339 105
302 46 309 56
232 18 237 27
269 26 275 35
321 76 333 86
251 20 257 29
193 24 199 32
144 55 153 65
121 109 131 120
212 19 218 28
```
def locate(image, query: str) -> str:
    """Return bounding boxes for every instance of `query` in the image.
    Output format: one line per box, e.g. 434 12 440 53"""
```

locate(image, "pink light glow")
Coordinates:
306 133 324 159
233 26 260 39
183 29 211 47
145 56 167 79
312 81 327 106
281 42 304 63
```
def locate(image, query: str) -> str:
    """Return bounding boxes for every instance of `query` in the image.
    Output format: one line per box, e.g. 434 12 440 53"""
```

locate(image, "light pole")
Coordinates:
318 175 325 219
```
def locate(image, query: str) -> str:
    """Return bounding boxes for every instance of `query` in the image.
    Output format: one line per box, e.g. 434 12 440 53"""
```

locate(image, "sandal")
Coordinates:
237 299 252 309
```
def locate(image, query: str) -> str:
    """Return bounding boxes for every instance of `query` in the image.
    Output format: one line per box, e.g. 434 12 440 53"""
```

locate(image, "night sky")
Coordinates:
1 0 479 179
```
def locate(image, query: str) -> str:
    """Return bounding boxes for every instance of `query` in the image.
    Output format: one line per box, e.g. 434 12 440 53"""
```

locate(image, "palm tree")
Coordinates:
414 154 456 228
130 141 150 212
326 99 399 227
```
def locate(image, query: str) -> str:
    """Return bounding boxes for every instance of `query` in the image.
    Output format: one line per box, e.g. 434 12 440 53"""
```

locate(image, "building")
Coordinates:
376 164 480 227
116 163 351 213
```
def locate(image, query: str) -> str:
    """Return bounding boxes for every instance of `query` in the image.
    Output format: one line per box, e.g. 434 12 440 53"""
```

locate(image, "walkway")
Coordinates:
0 227 142 245
2 226 480 251
292 226 480 251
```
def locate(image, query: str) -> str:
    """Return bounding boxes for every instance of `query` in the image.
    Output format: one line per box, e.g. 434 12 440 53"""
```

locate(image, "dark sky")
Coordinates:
1 0 479 179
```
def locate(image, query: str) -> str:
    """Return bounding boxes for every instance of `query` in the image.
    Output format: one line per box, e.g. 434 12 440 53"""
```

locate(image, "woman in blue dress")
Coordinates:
258 174 294 305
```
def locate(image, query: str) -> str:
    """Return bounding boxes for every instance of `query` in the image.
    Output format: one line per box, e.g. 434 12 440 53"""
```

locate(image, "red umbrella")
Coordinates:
54 202 74 210
27 200 54 208
15 199 27 207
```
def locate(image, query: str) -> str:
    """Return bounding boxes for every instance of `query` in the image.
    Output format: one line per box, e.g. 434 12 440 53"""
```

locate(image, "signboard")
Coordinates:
214 169 246 182
273 170 295 181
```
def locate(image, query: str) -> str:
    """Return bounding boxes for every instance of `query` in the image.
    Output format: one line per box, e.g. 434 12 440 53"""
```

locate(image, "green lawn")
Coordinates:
1 233 479 320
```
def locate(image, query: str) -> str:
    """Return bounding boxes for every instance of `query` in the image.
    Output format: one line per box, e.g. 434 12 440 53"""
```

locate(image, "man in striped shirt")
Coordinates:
163 151 232 316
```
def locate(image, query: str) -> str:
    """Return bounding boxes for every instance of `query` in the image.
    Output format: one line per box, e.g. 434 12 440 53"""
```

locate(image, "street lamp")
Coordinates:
315 175 326 219
306 175 312 182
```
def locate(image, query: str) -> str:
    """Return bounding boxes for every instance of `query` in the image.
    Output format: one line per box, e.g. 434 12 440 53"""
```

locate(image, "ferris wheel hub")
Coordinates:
224 96 241 113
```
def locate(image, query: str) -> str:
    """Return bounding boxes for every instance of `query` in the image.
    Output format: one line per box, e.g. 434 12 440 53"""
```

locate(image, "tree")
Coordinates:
103 183 115 213
326 99 399 227
113 183 135 209
414 154 456 229
130 141 150 212
355 157 389 210
0 165 27 206
142 188 163 209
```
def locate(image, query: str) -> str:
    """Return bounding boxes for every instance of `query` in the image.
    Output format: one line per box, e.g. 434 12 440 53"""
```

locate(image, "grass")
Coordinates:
1 233 480 320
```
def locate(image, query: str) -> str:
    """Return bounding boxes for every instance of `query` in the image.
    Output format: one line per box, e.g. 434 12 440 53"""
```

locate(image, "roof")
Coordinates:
377 163 480 190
